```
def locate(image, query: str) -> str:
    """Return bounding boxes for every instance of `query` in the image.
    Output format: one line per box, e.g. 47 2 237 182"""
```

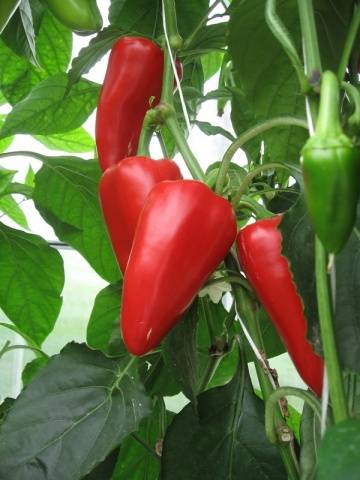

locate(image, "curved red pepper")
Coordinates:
236 215 324 397
96 37 182 172
121 180 237 356
99 156 182 273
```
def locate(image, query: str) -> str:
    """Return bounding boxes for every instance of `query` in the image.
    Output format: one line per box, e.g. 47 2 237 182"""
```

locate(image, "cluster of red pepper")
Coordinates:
96 37 323 397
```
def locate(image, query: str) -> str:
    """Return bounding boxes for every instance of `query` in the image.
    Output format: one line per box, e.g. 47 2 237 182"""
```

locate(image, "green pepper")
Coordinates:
44 0 102 34
0 0 21 34
302 70 360 253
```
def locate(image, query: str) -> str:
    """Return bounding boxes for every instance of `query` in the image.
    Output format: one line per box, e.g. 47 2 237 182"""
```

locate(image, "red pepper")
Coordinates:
99 156 182 273
236 215 324 397
96 37 182 172
121 180 237 356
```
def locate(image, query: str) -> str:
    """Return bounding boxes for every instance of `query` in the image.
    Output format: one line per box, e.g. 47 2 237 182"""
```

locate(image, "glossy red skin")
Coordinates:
96 37 182 172
122 180 237 356
236 215 324 397
99 156 182 273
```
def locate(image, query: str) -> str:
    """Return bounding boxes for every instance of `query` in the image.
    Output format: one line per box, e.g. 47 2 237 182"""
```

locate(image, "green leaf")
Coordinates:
25 164 35 187
279 196 321 353
67 25 126 90
36 10 72 75
113 399 173 479
0 194 28 228
194 120 235 141
185 23 227 52
0 73 100 138
0 38 44 105
83 448 120 479
317 419 360 480
0 223 64 346
161 354 286 479
33 154 120 283
163 302 199 405
0 115 13 153
0 343 151 479
21 356 49 386
0 398 14 425
87 283 123 356
138 352 181 398
299 402 320 480
109 0 208 39
228 0 307 166
0 0 44 64
333 208 360 371
34 127 95 153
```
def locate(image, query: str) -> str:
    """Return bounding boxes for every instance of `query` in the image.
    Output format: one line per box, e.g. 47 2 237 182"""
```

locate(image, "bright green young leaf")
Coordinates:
0 223 64 346
36 10 72 75
161 354 287 479
0 73 100 138
0 194 28 228
201 51 224 81
0 115 13 153
34 127 95 153
113 400 173 480
0 39 44 105
317 419 360 480
24 164 35 187
33 154 120 283
0 343 151 480
0 166 16 194
87 283 124 356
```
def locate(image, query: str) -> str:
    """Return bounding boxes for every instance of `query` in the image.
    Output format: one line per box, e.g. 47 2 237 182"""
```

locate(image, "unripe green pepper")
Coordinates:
302 71 360 253
44 0 102 34
0 0 21 34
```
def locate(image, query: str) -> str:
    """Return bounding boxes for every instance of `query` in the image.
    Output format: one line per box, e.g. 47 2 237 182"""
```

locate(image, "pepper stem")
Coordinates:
315 71 343 138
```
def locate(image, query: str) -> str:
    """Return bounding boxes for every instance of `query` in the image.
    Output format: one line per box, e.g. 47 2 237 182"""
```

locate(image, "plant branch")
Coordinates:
265 387 322 444
164 114 205 180
215 117 308 195
183 0 224 49
315 238 348 422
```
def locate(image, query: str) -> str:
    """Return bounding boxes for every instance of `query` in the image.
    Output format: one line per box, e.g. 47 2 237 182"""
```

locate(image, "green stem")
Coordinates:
183 0 223 49
297 0 322 77
315 71 342 137
315 238 348 423
231 163 291 208
265 0 309 92
160 40 176 106
215 116 308 195
204 274 251 291
162 0 182 49
156 131 169 157
0 343 48 359
337 4 360 81
164 114 205 180
342 81 360 127
137 112 154 156
265 387 322 444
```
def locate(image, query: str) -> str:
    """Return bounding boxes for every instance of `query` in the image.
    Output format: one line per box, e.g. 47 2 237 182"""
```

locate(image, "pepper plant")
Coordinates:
0 0 359 479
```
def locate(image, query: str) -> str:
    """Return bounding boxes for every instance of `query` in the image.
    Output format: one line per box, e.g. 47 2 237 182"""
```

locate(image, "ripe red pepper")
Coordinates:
121 180 237 356
96 37 182 172
236 215 324 397
99 156 182 273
